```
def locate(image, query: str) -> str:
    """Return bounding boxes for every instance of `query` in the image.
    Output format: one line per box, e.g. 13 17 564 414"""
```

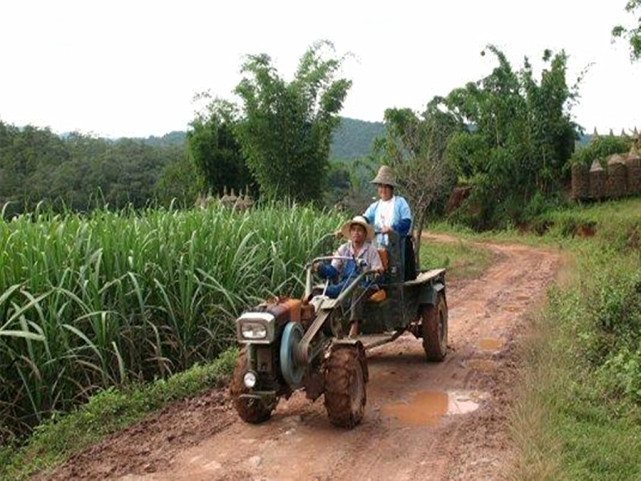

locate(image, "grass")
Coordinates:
0 203 342 439
508 197 641 480
510 291 641 481
0 348 238 481
420 234 495 282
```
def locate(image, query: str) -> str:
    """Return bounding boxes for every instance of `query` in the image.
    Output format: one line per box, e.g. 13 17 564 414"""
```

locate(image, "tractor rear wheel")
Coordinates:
421 293 448 362
324 347 367 428
229 350 276 423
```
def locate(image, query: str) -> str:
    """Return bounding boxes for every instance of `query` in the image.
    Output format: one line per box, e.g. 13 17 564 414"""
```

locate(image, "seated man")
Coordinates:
315 215 383 337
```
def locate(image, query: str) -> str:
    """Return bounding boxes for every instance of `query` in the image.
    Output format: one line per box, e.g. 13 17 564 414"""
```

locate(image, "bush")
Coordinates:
571 135 630 167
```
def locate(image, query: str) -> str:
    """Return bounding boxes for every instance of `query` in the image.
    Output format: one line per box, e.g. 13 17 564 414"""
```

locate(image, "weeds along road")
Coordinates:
41 235 562 481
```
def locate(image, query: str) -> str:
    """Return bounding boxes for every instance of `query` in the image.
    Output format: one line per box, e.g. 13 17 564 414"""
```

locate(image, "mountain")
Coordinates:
130 117 385 160
329 117 385 160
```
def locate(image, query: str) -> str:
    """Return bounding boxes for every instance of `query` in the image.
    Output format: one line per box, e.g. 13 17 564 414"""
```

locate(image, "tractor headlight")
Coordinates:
236 312 275 344
241 322 267 340
243 371 257 388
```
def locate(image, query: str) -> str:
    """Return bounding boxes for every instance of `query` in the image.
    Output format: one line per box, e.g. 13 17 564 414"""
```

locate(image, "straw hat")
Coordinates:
370 165 397 187
340 215 374 241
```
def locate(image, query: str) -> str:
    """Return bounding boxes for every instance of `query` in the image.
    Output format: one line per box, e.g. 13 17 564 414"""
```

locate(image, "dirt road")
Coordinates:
43 236 561 481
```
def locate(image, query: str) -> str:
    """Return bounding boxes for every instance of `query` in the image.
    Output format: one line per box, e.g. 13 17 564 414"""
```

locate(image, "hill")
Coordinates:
329 117 385 160
132 117 385 160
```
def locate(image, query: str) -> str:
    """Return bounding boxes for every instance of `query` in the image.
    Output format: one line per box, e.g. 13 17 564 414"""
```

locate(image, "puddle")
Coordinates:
466 359 496 371
382 390 486 426
478 337 503 351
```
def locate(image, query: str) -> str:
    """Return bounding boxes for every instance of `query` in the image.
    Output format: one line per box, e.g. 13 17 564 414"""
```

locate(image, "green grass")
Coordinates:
420 235 495 282
0 348 238 481
508 197 641 480
0 203 342 440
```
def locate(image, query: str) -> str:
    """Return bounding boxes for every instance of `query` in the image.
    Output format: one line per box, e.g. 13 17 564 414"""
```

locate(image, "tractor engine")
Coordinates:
235 297 314 393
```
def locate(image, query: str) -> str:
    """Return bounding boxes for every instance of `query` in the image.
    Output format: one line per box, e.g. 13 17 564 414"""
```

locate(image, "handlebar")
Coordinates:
305 255 356 269
303 255 381 301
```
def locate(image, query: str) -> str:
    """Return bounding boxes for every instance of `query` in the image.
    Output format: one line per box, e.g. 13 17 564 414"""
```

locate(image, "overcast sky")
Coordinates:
1 0 639 138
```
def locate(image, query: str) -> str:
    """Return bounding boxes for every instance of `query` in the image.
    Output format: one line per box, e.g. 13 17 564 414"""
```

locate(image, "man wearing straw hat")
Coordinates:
315 215 383 337
363 165 415 279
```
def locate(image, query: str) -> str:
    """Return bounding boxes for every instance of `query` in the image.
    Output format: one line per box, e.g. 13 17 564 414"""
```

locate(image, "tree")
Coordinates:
187 99 253 197
0 124 70 211
0 122 185 214
154 151 200 208
570 134 630 167
375 107 458 265
434 46 580 229
612 0 641 61
234 40 352 203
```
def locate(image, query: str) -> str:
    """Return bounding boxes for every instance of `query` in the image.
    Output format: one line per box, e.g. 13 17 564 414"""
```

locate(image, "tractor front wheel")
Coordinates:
229 350 276 423
324 346 367 428
421 293 448 362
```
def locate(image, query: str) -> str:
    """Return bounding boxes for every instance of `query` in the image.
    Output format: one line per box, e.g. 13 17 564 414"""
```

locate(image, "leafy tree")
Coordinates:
0 121 20 204
375 107 459 264
434 46 581 229
0 122 186 214
102 140 171 208
187 99 253 197
324 160 352 207
571 134 630 167
0 124 69 210
612 0 641 61
154 151 200 207
51 133 111 210
234 40 352 203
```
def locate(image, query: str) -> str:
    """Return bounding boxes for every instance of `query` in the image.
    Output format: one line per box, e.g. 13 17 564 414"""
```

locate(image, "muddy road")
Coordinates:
43 237 561 481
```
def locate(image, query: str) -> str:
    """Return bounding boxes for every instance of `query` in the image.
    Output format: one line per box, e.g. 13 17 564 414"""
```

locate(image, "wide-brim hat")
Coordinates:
340 215 375 241
370 165 397 187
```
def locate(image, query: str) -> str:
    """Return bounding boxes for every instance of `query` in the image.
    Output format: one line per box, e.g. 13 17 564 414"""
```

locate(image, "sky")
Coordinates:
1 0 639 139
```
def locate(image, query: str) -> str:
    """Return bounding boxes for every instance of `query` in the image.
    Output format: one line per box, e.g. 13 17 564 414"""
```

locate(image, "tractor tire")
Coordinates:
421 293 448 362
229 350 275 424
324 347 367 428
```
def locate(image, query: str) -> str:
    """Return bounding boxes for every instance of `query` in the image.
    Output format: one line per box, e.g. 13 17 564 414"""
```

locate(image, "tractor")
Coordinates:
229 230 448 428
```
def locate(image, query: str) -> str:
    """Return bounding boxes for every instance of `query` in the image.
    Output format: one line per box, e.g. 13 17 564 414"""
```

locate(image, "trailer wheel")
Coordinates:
229 350 276 423
324 346 367 428
421 293 448 362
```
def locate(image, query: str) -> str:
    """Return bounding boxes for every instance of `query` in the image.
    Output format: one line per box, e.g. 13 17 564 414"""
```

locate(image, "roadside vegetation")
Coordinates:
420 234 495 282
0 349 237 481
509 198 641 480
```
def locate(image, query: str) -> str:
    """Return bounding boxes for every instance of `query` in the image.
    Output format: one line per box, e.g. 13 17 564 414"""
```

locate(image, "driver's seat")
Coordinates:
368 248 389 302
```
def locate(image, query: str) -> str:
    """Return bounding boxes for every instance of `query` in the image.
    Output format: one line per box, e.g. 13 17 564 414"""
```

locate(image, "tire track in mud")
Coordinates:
40 236 561 481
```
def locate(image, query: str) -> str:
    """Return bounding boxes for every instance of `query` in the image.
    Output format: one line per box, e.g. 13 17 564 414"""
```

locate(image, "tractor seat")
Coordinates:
368 288 387 302
363 248 389 303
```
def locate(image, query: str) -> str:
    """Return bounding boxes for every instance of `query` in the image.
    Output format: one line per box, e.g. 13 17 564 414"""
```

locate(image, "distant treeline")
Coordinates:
0 117 383 216
0 122 197 216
